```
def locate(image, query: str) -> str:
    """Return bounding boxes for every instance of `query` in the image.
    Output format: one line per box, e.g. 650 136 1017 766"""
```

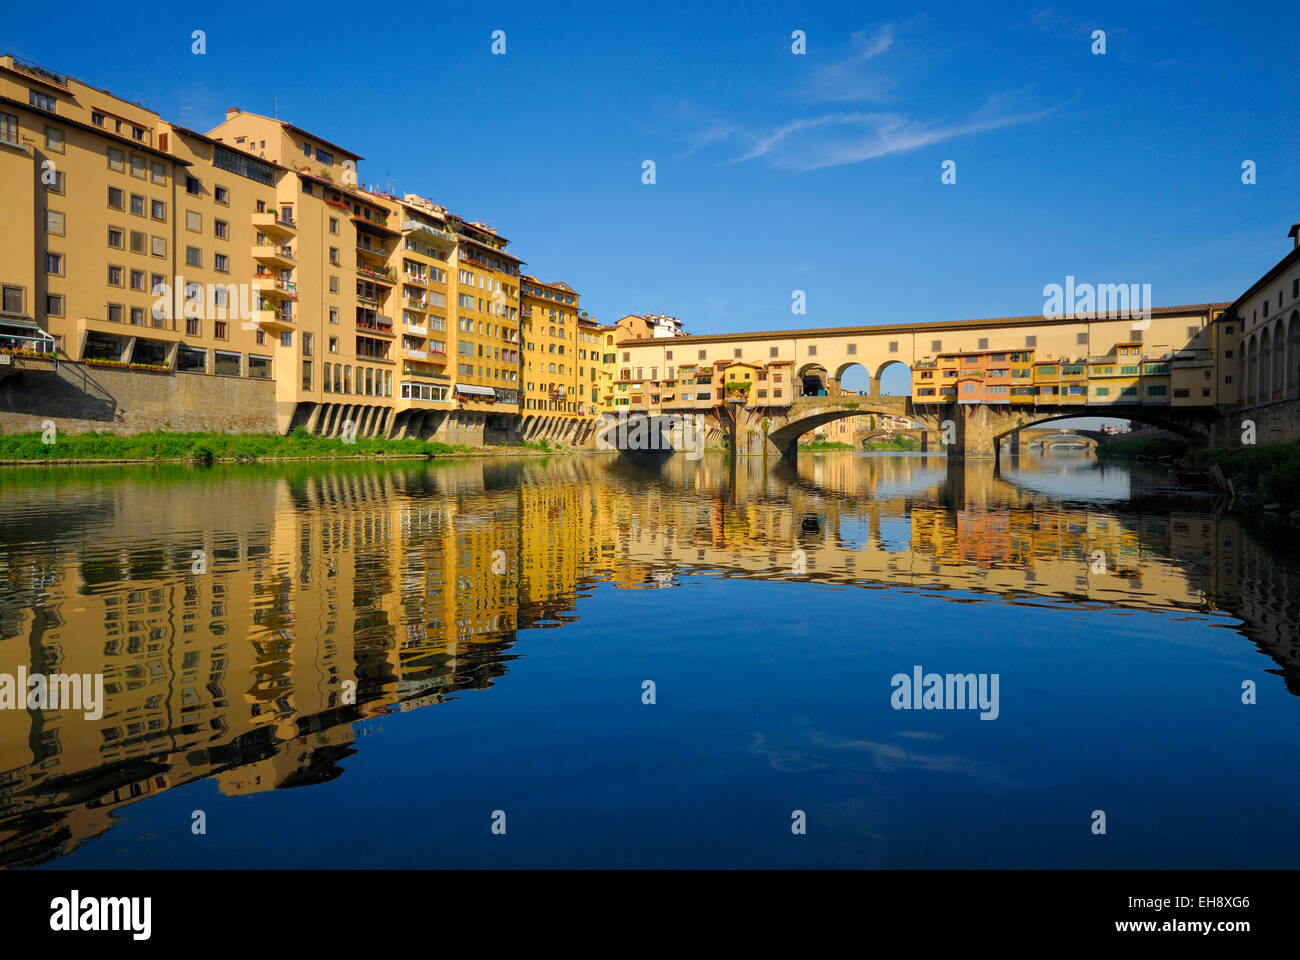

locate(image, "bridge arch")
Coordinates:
797 362 829 397
991 411 1208 447
874 359 913 396
1290 311 1300 398
833 360 872 397
1273 316 1287 400
1245 335 1258 403
763 399 937 458
1258 325 1268 400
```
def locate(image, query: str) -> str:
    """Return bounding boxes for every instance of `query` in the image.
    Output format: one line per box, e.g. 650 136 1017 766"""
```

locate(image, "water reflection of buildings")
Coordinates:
0 453 1297 865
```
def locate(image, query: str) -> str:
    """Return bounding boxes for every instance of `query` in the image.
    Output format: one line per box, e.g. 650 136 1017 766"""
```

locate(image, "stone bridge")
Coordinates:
602 392 1240 460
724 395 1231 460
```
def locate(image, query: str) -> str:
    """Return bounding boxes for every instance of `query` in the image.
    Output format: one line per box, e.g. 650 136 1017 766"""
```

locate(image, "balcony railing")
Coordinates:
252 242 295 263
356 263 396 282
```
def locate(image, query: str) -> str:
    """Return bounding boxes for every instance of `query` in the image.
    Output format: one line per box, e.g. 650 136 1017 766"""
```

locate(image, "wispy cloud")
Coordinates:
726 100 1054 171
802 24 899 102
676 23 1054 172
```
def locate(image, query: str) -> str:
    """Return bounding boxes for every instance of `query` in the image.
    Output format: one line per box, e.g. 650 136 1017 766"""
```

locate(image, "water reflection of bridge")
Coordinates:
0 454 1296 866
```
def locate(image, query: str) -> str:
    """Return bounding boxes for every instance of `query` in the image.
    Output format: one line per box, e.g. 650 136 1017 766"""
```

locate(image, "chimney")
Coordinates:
1289 222 1300 249
226 107 241 120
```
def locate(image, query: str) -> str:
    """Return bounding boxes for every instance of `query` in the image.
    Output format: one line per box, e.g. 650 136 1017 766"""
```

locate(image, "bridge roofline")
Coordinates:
1228 240 1300 313
618 303 1232 345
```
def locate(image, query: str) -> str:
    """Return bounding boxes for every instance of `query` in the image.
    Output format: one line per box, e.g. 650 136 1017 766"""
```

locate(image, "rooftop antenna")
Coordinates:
179 106 192 124
274 95 279 119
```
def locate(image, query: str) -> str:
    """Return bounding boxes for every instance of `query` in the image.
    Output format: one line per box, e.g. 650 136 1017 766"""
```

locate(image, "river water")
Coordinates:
1 450 1298 868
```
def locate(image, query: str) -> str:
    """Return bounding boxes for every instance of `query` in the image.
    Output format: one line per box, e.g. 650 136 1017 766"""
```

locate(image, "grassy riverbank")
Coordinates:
1189 441 1300 509
799 439 856 451
0 427 562 464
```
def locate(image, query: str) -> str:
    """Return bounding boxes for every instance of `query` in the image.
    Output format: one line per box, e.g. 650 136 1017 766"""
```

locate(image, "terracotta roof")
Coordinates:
616 304 1231 346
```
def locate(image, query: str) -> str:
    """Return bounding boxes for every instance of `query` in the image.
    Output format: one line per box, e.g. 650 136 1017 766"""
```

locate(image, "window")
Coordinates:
214 185 228 204
329 247 339 265
214 253 228 273
734 348 742 358
151 236 166 257
130 193 145 216
107 303 123 323
0 111 19 145
46 168 65 193
931 340 942 352
130 155 146 179
329 276 339 294
151 199 166 221
214 321 229 340
29 89 56 112
130 230 145 254
150 161 166 185
107 225 124 247
214 350 241 376
978 338 989 350
177 346 206 372
2 285 23 314
280 331 292 348
248 355 272 379
182 246 201 268
212 145 274 185
185 175 201 196
107 147 125 171
130 306 146 326
329 308 338 325
185 210 201 232
108 186 124 209
44 125 64 152
108 265 123 286
46 210 65 235
45 293 63 316
1025 335 1037 348
45 252 64 276
130 269 144 291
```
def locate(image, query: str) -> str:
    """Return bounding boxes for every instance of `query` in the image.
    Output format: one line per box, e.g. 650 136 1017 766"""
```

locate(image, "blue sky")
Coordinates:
7 0 1296 391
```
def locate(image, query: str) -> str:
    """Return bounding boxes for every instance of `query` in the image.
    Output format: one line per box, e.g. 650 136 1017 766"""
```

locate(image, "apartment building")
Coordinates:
521 276 581 416
0 55 527 443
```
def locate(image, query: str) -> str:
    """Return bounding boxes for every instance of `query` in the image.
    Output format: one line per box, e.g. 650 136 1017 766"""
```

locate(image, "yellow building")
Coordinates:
0 54 535 446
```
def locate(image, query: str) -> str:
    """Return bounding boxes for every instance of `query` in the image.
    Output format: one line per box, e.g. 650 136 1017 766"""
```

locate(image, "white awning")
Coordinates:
454 383 497 398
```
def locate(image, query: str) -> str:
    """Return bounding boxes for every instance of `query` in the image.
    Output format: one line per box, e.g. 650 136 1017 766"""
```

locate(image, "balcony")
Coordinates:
251 210 296 238
405 322 428 336
254 306 293 331
251 242 295 268
403 273 428 287
401 219 456 243
356 318 395 337
404 298 427 312
352 209 391 229
405 348 427 360
356 263 396 285
253 275 297 300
